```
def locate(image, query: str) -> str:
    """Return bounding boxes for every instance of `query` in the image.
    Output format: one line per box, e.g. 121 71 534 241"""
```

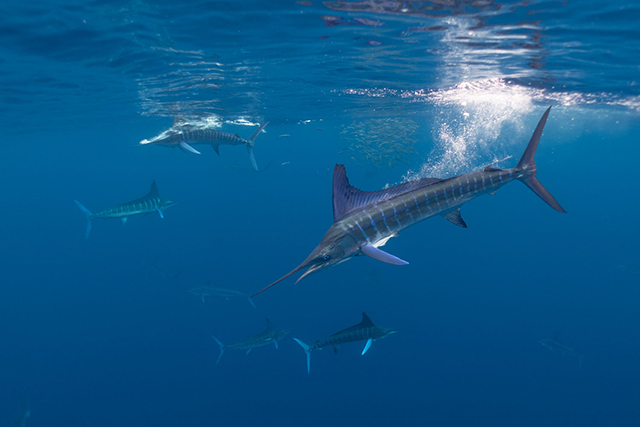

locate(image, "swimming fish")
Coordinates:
211 318 288 364
292 312 396 373
75 181 176 239
188 280 256 308
253 107 565 296
140 120 269 171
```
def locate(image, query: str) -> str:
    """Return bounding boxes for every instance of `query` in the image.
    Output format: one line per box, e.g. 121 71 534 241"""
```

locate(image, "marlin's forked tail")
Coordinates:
74 200 93 239
516 107 566 213
246 122 269 171
293 338 312 374
211 335 225 365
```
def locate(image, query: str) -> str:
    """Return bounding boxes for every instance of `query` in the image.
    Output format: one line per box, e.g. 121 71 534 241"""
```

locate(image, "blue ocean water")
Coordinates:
1 0 639 425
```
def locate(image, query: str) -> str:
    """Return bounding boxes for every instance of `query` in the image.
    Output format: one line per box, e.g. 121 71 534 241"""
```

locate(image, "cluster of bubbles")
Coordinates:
339 117 419 168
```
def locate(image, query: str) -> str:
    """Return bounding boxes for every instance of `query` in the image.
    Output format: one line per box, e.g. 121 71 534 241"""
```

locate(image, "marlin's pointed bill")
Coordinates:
253 107 564 297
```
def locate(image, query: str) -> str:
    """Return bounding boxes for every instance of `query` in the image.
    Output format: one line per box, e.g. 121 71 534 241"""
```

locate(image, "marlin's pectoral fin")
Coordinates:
362 338 372 355
201 294 205 303
246 349 252 355
333 345 340 355
361 244 409 265
179 141 201 154
274 340 279 350
157 209 164 219
121 217 128 225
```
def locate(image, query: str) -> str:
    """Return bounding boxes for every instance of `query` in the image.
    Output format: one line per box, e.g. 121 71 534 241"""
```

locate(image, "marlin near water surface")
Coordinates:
140 120 269 171
211 318 288 365
75 181 176 239
253 107 565 296
293 312 396 373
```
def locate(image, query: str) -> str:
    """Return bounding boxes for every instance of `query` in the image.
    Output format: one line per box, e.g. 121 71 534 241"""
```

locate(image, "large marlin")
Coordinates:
140 120 269 171
211 318 289 365
188 280 256 308
75 181 176 239
293 312 397 373
539 335 584 368
252 107 565 296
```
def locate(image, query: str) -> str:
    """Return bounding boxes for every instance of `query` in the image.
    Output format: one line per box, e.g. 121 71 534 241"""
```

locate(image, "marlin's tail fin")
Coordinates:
293 338 311 373
246 122 269 171
578 354 584 369
74 200 93 239
211 335 225 365
516 107 566 213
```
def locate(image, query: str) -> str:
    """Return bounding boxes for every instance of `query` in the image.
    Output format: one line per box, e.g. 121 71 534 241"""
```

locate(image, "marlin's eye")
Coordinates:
322 254 331 261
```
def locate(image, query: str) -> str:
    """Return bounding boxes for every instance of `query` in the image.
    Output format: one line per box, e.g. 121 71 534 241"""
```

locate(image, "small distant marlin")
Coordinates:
140 119 269 171
144 258 183 282
188 280 256 308
539 335 584 368
293 312 397 373
211 318 289 364
252 107 565 297
75 181 176 239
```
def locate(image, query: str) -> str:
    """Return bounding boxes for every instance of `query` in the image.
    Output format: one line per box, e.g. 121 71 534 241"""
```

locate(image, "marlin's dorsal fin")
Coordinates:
360 312 375 327
332 165 443 222
148 180 160 198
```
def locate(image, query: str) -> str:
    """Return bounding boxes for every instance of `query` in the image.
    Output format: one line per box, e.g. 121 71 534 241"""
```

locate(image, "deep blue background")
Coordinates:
1 1 639 426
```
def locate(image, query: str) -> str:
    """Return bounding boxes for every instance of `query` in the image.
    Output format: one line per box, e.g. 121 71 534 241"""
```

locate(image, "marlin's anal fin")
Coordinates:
362 339 372 355
157 209 164 219
333 345 340 355
361 244 409 265
246 349 252 355
121 217 128 225
212 145 220 155
179 141 201 154
441 208 467 228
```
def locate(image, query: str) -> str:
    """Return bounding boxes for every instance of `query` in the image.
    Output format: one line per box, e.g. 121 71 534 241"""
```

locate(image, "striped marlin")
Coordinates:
293 312 396 373
188 280 256 308
211 318 289 365
253 107 565 297
539 335 584 368
74 181 176 239
140 120 269 171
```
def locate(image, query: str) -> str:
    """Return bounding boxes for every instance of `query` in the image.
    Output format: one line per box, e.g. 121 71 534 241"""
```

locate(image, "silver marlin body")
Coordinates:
253 107 565 296
140 121 269 170
211 319 289 365
293 312 396 373
188 280 256 308
75 181 176 239
539 336 584 368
